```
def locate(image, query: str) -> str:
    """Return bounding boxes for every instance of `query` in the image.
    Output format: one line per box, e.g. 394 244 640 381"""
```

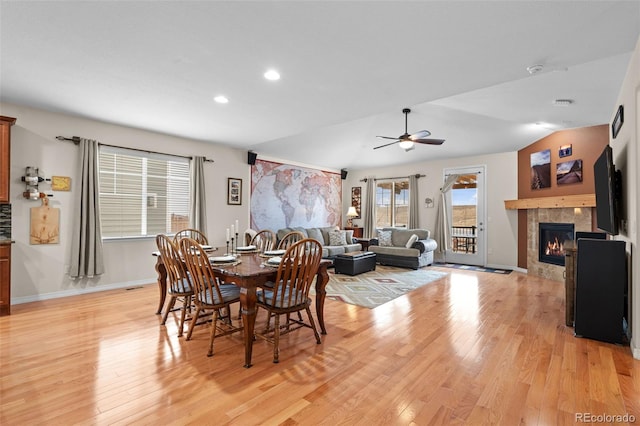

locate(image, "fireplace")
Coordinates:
538 222 574 266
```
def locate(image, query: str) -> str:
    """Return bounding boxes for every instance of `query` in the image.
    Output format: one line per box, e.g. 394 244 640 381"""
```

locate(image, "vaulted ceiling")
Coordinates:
1 1 639 170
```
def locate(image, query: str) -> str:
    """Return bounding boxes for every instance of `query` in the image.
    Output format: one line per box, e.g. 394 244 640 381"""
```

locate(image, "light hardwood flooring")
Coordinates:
1 268 639 425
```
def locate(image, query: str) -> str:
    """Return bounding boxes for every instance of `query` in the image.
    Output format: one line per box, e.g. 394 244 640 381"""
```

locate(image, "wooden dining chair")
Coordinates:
155 234 194 337
173 228 208 245
255 238 322 363
179 238 243 357
277 230 305 251
250 229 276 252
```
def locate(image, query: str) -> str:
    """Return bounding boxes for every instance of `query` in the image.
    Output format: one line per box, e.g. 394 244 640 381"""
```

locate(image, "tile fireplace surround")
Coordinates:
527 207 592 281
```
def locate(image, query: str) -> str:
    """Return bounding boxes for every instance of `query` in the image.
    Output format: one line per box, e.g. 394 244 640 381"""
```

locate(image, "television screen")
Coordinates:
593 145 619 235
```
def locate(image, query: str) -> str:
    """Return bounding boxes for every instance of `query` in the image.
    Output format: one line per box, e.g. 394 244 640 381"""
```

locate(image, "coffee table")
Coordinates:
334 251 376 276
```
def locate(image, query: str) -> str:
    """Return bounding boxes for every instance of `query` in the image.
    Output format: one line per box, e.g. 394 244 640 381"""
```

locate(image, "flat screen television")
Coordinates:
593 145 621 235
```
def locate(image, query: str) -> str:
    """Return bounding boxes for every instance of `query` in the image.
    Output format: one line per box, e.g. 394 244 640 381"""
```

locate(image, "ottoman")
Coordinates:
334 251 376 276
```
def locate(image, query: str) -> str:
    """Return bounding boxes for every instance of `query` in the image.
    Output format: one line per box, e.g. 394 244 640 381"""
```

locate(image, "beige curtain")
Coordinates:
363 177 376 238
189 156 207 235
69 138 104 278
409 174 419 229
434 174 460 254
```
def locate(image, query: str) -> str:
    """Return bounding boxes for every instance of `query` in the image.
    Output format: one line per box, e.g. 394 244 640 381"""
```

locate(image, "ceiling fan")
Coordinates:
374 108 445 151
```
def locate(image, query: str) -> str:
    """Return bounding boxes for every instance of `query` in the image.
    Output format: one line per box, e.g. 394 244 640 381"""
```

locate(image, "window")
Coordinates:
99 146 190 239
375 179 409 228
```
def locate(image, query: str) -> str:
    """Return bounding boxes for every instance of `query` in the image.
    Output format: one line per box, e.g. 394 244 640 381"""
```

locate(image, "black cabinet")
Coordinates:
574 239 627 344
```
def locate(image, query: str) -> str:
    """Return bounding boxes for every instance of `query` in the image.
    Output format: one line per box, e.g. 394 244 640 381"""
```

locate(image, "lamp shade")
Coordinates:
346 206 358 218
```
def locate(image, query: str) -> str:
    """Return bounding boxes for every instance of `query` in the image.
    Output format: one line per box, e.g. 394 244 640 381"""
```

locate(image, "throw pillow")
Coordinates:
405 233 419 249
328 230 347 246
378 230 393 247
344 229 354 245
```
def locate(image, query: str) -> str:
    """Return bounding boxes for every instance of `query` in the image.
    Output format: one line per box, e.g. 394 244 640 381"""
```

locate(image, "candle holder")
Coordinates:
225 241 230 255
231 237 235 254
235 232 239 247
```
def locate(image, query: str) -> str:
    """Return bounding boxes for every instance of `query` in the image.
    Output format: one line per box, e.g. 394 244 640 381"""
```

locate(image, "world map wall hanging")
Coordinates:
250 159 342 232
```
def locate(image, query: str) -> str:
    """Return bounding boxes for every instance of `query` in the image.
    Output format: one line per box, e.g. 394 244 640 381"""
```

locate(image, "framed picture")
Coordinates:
559 144 572 158
351 186 361 219
227 178 242 205
612 105 624 139
556 159 583 185
530 149 551 189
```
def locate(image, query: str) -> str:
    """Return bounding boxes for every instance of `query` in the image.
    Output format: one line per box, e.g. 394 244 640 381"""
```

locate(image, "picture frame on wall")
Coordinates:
558 144 572 158
227 178 242 205
556 159 583 185
612 105 624 139
351 186 361 218
530 149 551 189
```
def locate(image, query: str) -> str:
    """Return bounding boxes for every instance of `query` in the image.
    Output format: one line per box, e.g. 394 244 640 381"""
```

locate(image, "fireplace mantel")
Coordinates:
504 194 595 210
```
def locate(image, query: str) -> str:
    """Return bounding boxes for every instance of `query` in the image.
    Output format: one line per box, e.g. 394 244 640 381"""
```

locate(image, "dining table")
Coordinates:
152 250 331 367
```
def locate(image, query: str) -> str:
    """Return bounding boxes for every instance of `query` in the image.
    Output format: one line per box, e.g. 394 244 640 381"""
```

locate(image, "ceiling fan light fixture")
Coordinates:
398 140 414 150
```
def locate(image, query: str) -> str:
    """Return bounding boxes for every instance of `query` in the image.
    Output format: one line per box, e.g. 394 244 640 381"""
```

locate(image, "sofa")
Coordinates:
276 226 361 258
368 228 438 269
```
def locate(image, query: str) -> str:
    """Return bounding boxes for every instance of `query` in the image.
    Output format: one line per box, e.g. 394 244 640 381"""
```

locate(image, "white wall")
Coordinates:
2 102 251 302
342 151 519 269
611 36 639 359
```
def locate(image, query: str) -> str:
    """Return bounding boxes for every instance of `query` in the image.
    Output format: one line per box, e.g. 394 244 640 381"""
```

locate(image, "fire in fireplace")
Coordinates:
539 222 574 266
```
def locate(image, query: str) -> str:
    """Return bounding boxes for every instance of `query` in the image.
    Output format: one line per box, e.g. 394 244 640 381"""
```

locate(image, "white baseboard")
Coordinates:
11 278 156 305
631 336 640 360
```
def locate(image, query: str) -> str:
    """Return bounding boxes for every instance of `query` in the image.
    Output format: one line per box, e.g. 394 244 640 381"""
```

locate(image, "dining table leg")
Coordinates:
239 286 258 368
314 262 330 335
154 256 168 315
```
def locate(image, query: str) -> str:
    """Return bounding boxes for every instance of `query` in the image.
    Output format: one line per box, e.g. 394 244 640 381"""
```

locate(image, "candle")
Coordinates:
231 224 234 236
235 220 239 233
226 228 230 242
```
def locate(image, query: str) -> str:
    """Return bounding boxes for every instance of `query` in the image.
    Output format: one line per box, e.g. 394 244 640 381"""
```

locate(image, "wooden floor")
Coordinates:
1 268 639 425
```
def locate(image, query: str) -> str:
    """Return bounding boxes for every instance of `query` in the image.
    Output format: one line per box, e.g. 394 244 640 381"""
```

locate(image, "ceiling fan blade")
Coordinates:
410 130 431 139
376 135 401 140
413 138 445 145
373 140 400 150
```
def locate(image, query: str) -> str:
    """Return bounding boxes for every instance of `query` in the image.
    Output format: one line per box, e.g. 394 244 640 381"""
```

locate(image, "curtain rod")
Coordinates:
55 136 214 162
360 173 424 182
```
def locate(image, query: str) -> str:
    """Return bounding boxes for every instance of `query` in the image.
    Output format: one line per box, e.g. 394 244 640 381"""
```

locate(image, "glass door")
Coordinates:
444 166 486 266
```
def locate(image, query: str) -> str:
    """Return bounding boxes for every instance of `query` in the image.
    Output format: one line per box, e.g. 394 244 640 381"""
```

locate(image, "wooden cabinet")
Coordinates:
345 227 363 238
0 244 10 316
0 116 16 203
0 115 15 316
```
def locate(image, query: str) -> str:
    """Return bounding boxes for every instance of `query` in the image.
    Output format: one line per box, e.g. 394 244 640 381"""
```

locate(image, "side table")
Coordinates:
355 238 371 251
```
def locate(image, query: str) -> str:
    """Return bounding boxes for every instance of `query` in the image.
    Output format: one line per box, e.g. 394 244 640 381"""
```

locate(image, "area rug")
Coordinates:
313 265 449 309
434 262 512 274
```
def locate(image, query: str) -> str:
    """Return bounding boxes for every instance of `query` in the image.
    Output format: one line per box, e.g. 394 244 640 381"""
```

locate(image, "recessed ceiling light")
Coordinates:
264 69 280 81
214 95 229 104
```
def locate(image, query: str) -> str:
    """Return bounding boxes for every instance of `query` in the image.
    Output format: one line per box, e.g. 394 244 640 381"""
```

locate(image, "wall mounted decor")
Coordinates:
559 144 572 158
51 176 71 191
227 178 242 205
556 159 583 185
351 186 361 218
30 196 59 244
612 105 624 139
250 159 341 231
530 149 551 189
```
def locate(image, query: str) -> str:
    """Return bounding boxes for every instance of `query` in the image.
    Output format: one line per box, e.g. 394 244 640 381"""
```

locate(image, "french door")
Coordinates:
444 166 486 266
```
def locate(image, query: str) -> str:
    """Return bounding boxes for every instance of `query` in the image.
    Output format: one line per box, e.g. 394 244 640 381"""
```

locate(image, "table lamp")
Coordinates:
346 206 358 227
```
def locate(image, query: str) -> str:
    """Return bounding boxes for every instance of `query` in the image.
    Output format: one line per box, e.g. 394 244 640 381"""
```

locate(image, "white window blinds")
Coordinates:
98 146 190 238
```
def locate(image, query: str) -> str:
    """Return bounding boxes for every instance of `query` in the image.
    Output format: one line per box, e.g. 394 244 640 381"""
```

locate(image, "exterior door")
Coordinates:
444 166 486 266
